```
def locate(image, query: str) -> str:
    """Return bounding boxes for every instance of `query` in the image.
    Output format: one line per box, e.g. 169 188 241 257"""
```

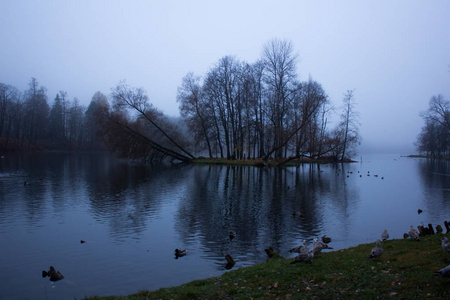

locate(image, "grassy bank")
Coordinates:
86 233 450 299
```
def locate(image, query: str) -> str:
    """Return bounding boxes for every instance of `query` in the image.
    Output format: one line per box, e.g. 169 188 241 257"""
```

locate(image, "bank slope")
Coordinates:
86 233 450 299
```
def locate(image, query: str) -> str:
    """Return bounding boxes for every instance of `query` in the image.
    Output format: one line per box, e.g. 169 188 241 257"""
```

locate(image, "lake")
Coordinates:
0 152 449 299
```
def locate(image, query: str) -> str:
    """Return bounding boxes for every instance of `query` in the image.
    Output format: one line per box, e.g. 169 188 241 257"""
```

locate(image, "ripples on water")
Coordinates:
0 153 449 299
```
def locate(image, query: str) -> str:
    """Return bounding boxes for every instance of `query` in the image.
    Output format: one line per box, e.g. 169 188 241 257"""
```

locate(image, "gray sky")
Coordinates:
1 0 449 155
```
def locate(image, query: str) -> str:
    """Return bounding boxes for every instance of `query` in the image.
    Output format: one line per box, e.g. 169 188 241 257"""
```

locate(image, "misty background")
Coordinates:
1 0 449 155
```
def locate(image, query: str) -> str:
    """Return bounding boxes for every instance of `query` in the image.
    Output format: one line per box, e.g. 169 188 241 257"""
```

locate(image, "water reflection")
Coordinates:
417 158 450 219
1 153 449 299
84 160 190 242
174 163 360 269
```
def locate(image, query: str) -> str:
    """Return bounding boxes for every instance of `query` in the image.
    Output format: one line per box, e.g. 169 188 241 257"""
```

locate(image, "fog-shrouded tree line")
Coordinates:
416 94 450 157
0 78 107 151
0 39 360 163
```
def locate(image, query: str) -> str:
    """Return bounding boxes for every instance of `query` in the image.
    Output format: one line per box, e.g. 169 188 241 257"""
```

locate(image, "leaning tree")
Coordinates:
97 81 195 162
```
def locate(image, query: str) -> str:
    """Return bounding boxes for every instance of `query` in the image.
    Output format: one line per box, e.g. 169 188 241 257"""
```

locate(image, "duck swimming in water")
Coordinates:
174 248 187 258
322 235 331 244
42 266 64 282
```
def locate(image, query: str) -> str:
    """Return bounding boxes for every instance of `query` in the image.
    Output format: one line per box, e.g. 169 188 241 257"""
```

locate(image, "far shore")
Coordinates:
407 154 450 161
192 156 356 167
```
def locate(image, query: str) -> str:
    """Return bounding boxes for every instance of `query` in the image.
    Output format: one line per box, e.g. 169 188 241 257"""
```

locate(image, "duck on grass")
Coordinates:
85 227 450 299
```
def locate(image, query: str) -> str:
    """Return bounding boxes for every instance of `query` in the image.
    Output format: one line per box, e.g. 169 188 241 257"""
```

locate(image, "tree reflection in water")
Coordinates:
173 163 359 269
1 153 449 299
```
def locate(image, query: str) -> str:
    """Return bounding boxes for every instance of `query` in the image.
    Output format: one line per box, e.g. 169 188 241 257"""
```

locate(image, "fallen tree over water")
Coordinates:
96 82 195 163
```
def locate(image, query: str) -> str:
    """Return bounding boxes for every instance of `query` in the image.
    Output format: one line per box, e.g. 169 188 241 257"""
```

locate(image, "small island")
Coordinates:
1 40 361 165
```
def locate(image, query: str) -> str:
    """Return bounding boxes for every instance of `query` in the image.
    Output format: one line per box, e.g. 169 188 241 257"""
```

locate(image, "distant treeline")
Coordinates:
416 94 450 157
0 78 105 151
0 39 360 162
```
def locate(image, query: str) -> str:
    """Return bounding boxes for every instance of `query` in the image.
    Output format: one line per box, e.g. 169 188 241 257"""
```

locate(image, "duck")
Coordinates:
289 240 306 253
408 225 420 241
311 238 324 255
381 229 389 241
318 240 333 249
322 235 331 244
417 209 423 215
435 264 450 278
174 248 187 257
369 240 383 258
229 232 236 240
441 237 450 253
225 254 235 269
290 247 313 264
42 266 64 282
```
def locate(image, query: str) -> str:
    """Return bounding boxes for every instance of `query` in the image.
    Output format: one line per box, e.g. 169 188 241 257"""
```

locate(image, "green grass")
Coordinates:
85 234 450 299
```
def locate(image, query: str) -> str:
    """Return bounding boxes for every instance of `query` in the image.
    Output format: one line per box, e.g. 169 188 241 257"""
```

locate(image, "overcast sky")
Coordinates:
1 0 449 155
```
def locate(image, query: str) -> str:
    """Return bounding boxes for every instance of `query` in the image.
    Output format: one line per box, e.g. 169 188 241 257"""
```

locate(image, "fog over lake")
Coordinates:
0 153 449 299
2 1 450 154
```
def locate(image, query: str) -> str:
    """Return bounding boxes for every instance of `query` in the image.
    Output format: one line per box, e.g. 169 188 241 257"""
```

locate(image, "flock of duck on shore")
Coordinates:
170 219 450 277
286 221 450 278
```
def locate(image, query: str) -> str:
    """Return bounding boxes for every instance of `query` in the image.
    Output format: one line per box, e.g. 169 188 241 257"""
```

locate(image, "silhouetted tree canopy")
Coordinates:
0 39 361 162
417 94 450 157
177 39 360 162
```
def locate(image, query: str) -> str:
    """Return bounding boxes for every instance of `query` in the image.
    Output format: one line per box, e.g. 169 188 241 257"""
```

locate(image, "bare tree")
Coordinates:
100 81 195 162
48 93 65 141
417 94 450 156
339 90 360 161
177 72 214 157
67 98 85 145
421 95 450 130
24 78 49 144
262 38 299 158
58 91 68 139
248 60 265 157
84 91 108 149
203 56 242 159
0 83 20 147
291 78 328 157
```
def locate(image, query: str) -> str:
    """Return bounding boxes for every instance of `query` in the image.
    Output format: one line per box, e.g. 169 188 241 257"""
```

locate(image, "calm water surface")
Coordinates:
0 153 449 299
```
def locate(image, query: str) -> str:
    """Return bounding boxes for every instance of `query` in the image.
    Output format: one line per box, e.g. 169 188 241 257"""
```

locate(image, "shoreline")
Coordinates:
192 156 356 167
407 154 450 161
85 232 450 299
